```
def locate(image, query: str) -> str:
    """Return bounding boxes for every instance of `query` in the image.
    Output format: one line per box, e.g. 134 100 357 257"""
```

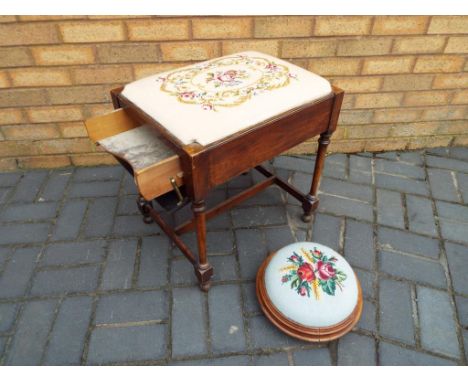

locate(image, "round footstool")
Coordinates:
256 242 362 342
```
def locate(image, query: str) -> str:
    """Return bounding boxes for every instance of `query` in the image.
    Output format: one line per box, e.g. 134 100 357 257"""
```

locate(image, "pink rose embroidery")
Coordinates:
316 260 336 281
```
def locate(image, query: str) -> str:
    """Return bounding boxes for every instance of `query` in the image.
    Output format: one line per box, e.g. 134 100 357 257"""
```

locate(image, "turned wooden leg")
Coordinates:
137 196 153 224
192 200 213 291
302 132 332 222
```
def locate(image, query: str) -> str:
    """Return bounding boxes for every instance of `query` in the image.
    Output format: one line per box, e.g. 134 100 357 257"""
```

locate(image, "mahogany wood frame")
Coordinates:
110 86 344 291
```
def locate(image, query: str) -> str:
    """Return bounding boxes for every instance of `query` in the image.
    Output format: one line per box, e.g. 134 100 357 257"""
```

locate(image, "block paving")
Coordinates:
0 147 467 365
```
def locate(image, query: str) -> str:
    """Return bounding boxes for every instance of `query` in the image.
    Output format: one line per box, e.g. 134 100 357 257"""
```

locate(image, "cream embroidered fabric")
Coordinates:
121 51 332 147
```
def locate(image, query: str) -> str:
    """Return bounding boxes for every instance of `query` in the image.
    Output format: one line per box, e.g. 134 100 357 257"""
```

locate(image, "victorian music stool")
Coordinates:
84 51 344 292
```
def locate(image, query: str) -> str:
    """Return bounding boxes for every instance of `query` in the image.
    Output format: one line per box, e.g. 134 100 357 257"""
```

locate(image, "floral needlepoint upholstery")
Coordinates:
121 51 332 146
263 242 359 328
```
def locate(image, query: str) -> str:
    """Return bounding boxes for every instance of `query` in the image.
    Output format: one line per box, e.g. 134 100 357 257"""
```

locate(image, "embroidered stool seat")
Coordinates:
121 51 332 146
256 242 362 342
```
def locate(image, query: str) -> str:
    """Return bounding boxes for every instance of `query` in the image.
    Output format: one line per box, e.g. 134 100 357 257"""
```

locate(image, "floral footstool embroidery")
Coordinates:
156 54 298 111
280 247 347 299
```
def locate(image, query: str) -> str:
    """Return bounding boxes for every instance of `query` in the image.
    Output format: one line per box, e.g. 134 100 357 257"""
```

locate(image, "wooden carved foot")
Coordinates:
137 196 153 224
194 263 214 292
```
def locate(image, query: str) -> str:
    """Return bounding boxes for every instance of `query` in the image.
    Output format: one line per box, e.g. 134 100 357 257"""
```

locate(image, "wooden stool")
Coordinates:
84 51 344 291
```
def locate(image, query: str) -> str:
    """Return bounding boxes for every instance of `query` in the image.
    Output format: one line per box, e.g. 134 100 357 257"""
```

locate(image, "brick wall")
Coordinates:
0 16 467 171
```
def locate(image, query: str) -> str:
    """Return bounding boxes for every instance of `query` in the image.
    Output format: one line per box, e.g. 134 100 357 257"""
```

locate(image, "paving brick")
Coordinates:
355 268 375 300
174 230 234 255
379 341 457 365
457 173 468 202
0 247 39 298
273 155 314 173
379 278 415 345
171 287 207 357
100 239 137 290
455 295 468 328
87 324 167 364
292 347 332 365
43 296 93 365
51 199 87 240
1 202 57 222
344 219 375 270
121 172 138 195
318 194 373 222
6 299 58 365
229 186 284 207
96 291 167 324
31 265 100 295
172 355 250 366
39 170 72 201
0 188 12 204
417 286 460 358
323 160 347 180
10 171 48 203
113 215 161 237
208 284 246 354
428 168 460 202
427 155 468 173
439 219 468 244
376 189 405 229
242 282 261 314
0 303 18 332
231 205 287 228
0 337 5 357
436 200 468 224
0 173 21 187
338 333 376 365
117 195 139 215
253 352 290 365
379 250 446 288
263 225 296 253
0 222 50 245
248 315 303 349
375 159 426 180
349 155 372 184
73 166 123 182
321 177 373 202
84 197 117 238
378 226 440 259
376 173 429 196
236 228 267 280
406 195 437 237
68 181 120 198
448 147 468 161
137 236 169 288
357 300 377 333
310 213 341 252
42 240 106 266
445 241 468 295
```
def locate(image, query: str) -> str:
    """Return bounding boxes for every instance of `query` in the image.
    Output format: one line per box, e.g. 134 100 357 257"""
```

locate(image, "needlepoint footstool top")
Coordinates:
256 242 362 342
121 51 333 147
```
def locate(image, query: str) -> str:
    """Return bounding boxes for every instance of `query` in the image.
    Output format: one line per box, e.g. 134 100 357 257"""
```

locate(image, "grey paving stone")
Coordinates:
355 269 375 300
117 195 139 215
229 186 284 207
73 166 123 182
231 205 287 228
0 222 50 245
137 236 169 288
236 228 267 280
406 195 437 237
0 303 19 333
172 355 250 366
0 172 21 187
113 215 161 237
6 299 58 365
43 296 93 365
379 250 446 288
455 295 468 328
344 219 375 270
445 241 468 296
42 240 106 266
439 219 468 244
376 152 398 160
241 282 261 314
436 200 468 223
428 168 460 202
95 290 167 324
121 172 138 195
264 225 296 253
274 155 314 173
379 278 415 345
457 173 468 202
338 333 376 365
51 199 87 240
378 226 439 259
31 265 100 295
84 197 117 238
427 155 468 173
375 158 425 180
292 347 332 366
376 189 405 229
100 239 137 290
10 171 48 202
379 341 457 366
171 287 207 357
286 204 310 230
1 202 57 222
448 147 468 161
289 172 311 195
427 147 450 157
39 170 72 201
253 352 290 365
0 247 39 298
208 284 246 354
349 154 372 174
227 172 254 189
357 300 377 333
248 315 303 349
87 324 167 365
464 330 468 361
318 194 373 222
311 213 341 252
399 151 424 166
376 173 429 196
417 286 460 358
323 161 347 180
321 177 373 202
0 336 5 357
0 246 10 270
0 187 12 204
68 181 120 198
